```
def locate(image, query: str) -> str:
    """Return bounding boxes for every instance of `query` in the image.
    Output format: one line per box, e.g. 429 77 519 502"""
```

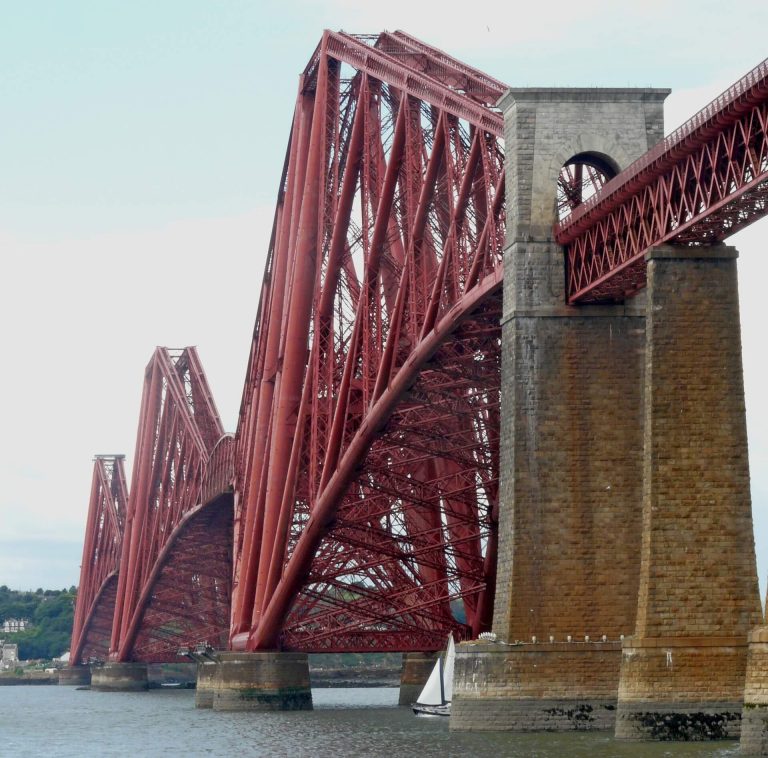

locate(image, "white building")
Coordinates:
2 618 29 633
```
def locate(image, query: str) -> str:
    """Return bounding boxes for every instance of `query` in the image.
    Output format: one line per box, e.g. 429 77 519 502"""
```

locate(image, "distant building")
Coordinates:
2 618 29 633
0 642 19 670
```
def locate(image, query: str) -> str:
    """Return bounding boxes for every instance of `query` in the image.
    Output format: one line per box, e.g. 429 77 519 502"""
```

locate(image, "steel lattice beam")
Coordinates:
557 56 768 303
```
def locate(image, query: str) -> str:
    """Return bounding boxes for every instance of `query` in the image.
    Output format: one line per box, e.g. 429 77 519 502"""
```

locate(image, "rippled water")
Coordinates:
0 686 741 757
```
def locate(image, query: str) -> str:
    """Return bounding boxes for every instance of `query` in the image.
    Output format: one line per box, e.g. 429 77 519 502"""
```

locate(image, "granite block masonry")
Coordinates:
614 245 761 740
211 652 312 711
451 86 668 732
741 627 768 754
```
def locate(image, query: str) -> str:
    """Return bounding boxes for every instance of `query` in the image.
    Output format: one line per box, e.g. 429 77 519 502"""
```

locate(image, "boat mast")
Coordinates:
439 654 445 705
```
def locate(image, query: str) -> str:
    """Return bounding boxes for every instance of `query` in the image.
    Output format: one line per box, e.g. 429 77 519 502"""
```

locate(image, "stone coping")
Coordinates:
748 627 768 643
214 651 308 661
498 88 670 110
621 636 747 649
456 641 622 653
645 244 738 261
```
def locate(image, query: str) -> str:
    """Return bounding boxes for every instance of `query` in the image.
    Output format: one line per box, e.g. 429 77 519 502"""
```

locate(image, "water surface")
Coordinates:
0 686 741 757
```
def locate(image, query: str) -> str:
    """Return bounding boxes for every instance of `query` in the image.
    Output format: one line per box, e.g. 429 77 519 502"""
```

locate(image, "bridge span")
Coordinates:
64 30 768 746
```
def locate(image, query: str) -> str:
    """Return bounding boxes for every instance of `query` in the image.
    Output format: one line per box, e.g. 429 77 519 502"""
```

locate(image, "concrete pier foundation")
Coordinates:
90 662 148 691
398 651 438 706
58 665 91 686
452 641 621 731
740 627 768 755
195 660 218 709
211 652 312 711
614 246 761 740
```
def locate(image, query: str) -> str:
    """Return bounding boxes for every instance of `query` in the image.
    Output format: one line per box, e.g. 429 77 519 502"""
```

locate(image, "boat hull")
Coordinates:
412 703 450 717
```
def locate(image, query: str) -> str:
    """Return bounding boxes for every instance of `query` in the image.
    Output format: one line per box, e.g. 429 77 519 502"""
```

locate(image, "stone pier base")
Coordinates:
91 662 148 692
399 651 438 706
740 627 768 755
450 641 621 731
58 665 91 686
212 652 312 711
615 638 747 740
195 660 218 709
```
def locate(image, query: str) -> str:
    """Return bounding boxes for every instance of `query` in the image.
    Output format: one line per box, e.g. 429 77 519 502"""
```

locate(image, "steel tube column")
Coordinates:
250 51 331 634
231 91 310 638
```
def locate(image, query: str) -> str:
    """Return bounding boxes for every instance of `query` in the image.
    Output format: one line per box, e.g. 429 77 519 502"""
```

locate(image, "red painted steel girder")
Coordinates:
557 56 768 303
231 31 504 653
70 456 127 665
130 493 234 663
109 347 233 662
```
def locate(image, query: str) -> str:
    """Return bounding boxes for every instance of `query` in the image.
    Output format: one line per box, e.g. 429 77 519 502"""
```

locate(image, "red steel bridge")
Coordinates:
70 30 768 664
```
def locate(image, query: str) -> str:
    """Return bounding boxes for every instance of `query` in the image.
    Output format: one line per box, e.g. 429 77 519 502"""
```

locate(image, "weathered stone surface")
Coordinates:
614 244 762 739
58 665 91 686
454 87 667 734
740 627 768 754
616 701 742 740
451 642 621 731
494 299 645 644
212 651 312 712
741 704 768 756
195 660 217 709
498 87 669 244
91 662 148 692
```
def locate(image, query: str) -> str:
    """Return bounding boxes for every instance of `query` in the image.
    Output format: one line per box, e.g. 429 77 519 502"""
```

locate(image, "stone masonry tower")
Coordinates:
452 84 763 739
451 87 668 731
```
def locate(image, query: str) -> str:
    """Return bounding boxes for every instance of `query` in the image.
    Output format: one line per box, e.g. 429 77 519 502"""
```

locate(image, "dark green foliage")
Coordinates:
0 586 77 660
309 652 401 669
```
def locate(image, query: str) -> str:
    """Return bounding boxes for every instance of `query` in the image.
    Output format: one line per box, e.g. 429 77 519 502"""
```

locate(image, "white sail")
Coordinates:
442 636 456 702
415 653 444 705
415 634 455 707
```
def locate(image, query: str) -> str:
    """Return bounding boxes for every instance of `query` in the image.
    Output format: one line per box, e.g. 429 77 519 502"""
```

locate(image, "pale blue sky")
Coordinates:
2 0 767 598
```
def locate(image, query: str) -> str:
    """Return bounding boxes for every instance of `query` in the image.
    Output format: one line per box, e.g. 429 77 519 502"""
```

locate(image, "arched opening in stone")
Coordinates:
557 152 619 221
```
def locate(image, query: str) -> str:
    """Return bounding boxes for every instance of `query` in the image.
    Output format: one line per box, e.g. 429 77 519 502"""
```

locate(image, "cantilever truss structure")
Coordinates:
70 456 127 664
70 32 768 663
108 348 235 662
231 31 507 652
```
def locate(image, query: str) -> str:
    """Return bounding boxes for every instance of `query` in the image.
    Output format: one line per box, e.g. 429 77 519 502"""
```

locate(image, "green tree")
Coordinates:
1 587 77 660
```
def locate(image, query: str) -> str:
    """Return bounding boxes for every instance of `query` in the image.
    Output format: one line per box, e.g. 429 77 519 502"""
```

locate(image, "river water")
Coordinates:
0 686 741 757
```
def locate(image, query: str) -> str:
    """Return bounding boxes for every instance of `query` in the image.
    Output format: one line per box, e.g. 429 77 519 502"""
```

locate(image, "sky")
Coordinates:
1 0 767 595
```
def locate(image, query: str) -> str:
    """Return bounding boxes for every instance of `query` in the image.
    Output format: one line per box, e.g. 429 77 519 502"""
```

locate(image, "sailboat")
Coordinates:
412 635 455 716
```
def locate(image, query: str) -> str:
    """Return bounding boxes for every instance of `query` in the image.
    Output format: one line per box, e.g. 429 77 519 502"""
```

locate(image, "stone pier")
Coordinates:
58 665 91 686
211 652 312 711
90 662 148 691
614 245 762 740
741 627 768 754
195 660 218 709
452 641 622 731
451 87 667 732
399 651 438 706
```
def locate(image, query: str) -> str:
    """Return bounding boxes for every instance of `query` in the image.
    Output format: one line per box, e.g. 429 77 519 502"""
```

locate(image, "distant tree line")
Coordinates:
0 585 76 660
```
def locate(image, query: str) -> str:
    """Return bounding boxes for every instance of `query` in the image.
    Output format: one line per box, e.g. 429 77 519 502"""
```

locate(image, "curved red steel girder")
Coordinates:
109 347 232 662
557 56 768 303
70 456 127 665
72 574 119 665
128 492 234 663
231 31 505 653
